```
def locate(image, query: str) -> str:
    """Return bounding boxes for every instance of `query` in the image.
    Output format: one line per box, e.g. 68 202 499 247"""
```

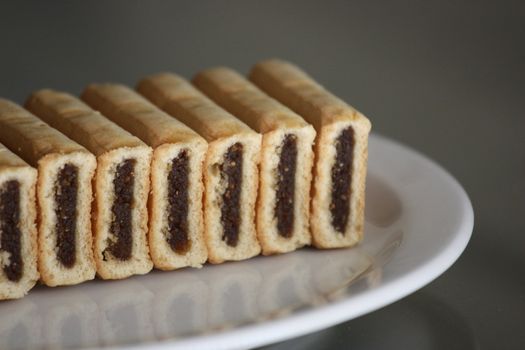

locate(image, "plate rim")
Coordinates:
95 133 474 350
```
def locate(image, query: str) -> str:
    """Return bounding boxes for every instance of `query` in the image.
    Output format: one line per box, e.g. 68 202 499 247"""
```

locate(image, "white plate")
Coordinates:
0 134 473 350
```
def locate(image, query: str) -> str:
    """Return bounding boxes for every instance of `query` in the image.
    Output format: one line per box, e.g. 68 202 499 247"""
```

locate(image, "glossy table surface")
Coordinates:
1 1 523 349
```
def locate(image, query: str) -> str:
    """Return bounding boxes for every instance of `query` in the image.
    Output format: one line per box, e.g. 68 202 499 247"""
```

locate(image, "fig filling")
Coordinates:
107 159 136 260
166 150 191 254
275 134 297 238
220 142 243 247
0 180 23 281
55 164 79 268
330 127 355 233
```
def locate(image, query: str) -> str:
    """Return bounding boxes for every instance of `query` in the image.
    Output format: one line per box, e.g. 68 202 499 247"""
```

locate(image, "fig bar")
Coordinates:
137 73 262 263
250 59 372 248
26 90 153 279
193 67 316 255
82 83 208 270
0 99 96 286
0 142 39 299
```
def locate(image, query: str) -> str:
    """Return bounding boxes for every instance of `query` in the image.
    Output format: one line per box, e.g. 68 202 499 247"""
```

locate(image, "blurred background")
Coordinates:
1 1 524 349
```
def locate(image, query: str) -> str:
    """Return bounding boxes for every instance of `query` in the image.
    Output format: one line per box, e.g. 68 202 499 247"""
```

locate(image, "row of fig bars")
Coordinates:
0 59 371 300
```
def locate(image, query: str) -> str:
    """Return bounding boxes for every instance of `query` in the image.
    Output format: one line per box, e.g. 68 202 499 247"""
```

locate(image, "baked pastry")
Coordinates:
0 142 38 299
250 59 372 248
81 83 208 270
193 67 316 255
25 90 153 279
137 73 262 263
0 99 96 286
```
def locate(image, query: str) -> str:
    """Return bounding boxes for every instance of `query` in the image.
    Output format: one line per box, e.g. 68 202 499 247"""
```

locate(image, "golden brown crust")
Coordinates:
194 67 316 255
250 59 372 248
25 89 146 157
92 147 153 279
0 143 39 300
137 73 256 142
81 83 205 147
250 59 371 130
0 98 88 167
193 67 312 133
36 151 97 286
0 99 97 286
146 142 207 270
26 90 153 279
0 143 33 170
81 83 208 270
202 136 262 263
138 73 262 263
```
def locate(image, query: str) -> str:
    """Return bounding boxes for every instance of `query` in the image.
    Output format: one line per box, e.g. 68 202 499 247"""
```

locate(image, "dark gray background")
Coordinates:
1 1 524 349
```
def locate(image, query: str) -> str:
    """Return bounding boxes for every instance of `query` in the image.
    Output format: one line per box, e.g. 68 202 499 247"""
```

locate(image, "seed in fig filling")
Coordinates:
330 127 355 233
166 150 191 254
0 180 23 281
220 143 243 247
275 134 298 238
107 159 136 260
55 164 79 268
